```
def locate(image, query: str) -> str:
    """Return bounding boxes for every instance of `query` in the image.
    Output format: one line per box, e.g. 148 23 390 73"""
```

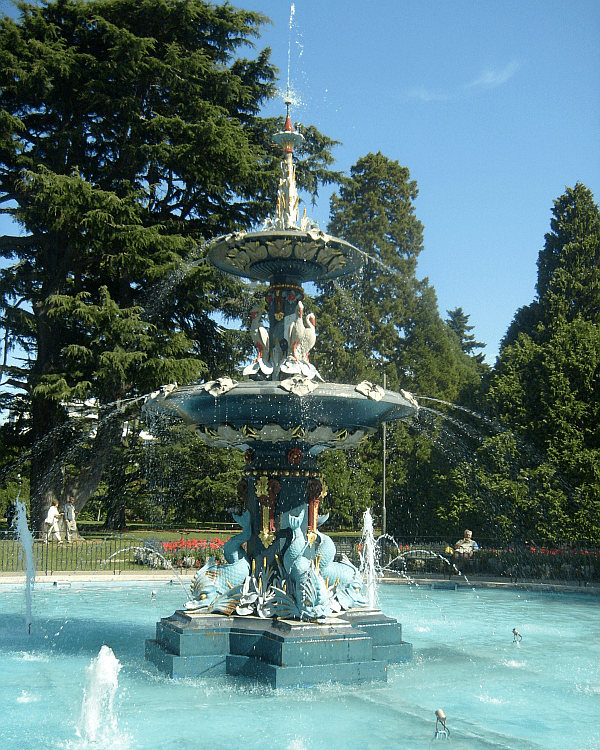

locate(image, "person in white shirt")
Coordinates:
44 500 63 544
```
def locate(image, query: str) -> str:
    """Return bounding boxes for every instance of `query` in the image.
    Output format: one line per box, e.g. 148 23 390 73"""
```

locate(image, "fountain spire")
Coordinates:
272 98 304 229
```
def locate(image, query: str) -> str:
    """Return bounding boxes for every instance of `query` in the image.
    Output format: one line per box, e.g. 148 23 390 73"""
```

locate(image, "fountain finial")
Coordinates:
272 99 304 228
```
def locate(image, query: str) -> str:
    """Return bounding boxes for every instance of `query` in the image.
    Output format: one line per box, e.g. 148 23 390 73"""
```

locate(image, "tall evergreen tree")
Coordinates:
0 0 340 528
314 152 423 385
312 152 483 531
446 307 486 364
486 184 600 543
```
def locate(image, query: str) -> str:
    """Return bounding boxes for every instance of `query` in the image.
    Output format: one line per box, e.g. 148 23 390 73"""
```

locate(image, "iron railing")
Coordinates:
2 531 599 584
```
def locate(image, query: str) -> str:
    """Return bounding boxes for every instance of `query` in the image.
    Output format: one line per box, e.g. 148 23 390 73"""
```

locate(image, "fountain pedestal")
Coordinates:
145 609 412 687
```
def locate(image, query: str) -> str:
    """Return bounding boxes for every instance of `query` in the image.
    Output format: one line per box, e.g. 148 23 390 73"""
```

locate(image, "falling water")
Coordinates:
359 508 379 608
287 4 295 97
14 486 35 634
77 645 125 747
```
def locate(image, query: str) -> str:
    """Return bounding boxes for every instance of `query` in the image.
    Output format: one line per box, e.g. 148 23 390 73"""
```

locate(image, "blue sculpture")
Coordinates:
314 517 367 610
281 508 331 620
186 510 251 614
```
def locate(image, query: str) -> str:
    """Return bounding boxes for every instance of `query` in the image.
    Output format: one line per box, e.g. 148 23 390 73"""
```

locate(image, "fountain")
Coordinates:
77 645 124 745
143 101 418 686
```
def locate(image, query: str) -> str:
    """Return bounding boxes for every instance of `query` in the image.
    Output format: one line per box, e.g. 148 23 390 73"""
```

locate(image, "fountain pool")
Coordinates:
1 581 598 750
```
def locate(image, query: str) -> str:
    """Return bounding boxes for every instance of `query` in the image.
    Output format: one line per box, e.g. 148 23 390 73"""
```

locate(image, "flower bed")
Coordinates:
161 537 227 568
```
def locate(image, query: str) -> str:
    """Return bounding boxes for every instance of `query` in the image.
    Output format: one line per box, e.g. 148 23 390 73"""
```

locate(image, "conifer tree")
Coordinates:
446 307 486 364
486 184 600 543
0 0 340 529
312 152 484 532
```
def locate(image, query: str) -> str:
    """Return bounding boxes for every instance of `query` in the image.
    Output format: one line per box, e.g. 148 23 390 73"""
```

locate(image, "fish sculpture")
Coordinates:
186 510 251 614
314 517 367 610
282 507 331 620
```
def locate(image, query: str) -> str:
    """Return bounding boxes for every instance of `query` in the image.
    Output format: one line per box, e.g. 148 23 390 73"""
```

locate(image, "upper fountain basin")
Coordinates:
143 380 418 454
208 228 363 283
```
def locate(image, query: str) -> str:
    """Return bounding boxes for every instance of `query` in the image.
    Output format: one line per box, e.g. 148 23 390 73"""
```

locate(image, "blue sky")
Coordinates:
1 0 598 363
249 0 600 362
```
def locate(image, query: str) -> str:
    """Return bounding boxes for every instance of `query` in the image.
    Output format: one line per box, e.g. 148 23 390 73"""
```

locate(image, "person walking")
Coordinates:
63 497 78 542
44 500 63 544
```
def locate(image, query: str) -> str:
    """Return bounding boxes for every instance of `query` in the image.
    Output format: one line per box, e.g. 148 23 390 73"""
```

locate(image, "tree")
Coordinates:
0 0 340 529
486 184 600 543
311 152 484 531
313 152 423 385
446 307 486 364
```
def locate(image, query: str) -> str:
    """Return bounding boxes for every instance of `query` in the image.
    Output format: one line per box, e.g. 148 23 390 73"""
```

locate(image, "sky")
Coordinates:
245 0 600 362
1 0 599 364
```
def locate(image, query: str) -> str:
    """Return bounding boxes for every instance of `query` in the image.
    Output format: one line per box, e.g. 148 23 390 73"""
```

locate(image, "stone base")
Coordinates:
145 608 412 687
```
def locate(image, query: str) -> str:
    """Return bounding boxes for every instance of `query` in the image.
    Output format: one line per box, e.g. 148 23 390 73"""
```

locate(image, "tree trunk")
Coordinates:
29 396 65 533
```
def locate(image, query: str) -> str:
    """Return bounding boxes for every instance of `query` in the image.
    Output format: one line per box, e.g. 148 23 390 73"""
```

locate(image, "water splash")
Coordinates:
287 4 295 97
358 508 379 608
77 645 128 747
14 482 35 634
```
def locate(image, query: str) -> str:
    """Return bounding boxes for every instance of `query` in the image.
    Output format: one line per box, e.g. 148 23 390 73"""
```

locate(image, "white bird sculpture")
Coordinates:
250 306 269 362
298 312 316 361
288 300 305 360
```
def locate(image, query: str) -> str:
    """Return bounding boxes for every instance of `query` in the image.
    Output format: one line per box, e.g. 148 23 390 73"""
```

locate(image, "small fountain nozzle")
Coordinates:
435 708 449 738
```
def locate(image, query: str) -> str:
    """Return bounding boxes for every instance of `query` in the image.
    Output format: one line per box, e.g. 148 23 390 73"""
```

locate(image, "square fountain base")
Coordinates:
145 608 412 687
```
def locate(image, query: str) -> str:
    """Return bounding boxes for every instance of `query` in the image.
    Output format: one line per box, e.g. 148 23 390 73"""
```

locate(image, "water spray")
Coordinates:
14 475 36 635
359 508 379 608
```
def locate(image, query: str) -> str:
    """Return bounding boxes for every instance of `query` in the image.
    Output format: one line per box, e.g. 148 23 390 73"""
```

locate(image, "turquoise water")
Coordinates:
1 581 598 750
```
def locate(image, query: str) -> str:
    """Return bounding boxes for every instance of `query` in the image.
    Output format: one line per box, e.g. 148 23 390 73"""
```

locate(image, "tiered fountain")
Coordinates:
144 101 418 687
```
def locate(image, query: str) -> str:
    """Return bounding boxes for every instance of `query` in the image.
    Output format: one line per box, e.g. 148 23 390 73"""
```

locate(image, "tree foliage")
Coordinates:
311 152 485 532
485 184 600 543
446 307 486 364
0 0 339 528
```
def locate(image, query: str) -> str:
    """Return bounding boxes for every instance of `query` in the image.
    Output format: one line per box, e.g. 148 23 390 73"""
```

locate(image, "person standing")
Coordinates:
44 500 63 544
63 497 78 542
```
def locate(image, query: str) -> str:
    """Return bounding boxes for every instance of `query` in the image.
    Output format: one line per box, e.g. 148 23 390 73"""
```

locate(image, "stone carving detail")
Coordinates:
355 380 385 401
279 375 319 397
255 475 277 548
201 378 238 397
194 423 368 452
281 508 332 620
314 516 367 610
244 296 322 383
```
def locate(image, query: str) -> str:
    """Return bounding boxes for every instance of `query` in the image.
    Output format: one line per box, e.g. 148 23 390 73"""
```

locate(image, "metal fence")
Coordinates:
0 532 226 576
364 538 600 585
2 531 599 585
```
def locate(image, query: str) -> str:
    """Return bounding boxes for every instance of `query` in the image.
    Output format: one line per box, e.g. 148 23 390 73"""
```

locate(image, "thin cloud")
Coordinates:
467 61 521 89
407 86 450 102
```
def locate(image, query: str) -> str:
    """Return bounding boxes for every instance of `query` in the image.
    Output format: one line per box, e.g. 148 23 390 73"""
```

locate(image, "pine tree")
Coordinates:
314 152 423 385
311 152 483 531
446 307 486 364
486 184 600 543
0 0 339 529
